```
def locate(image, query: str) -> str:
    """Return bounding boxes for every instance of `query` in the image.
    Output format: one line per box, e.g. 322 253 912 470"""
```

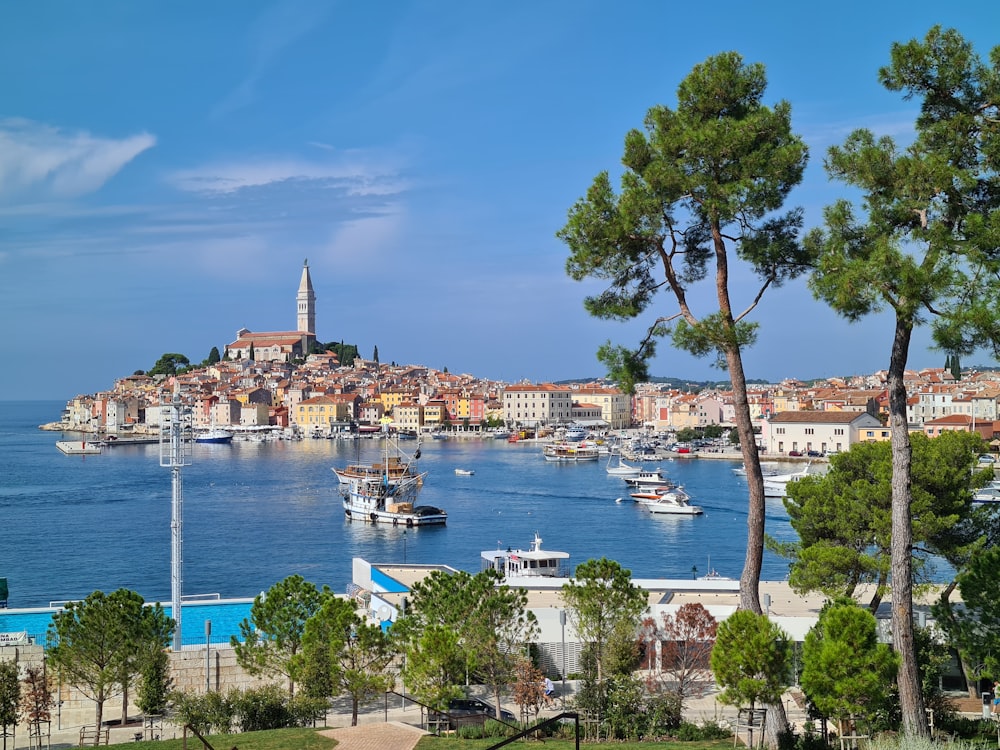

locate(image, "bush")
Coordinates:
675 719 734 741
169 690 234 735
287 695 329 727
777 722 832 750
231 684 292 732
645 690 683 734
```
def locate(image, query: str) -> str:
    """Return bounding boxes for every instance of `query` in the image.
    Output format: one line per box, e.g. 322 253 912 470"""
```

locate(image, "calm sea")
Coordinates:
0 401 797 610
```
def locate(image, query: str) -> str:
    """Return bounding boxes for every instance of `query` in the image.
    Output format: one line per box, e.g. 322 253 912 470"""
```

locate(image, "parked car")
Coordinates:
806 450 822 457
430 698 516 728
788 450 802 457
979 454 996 464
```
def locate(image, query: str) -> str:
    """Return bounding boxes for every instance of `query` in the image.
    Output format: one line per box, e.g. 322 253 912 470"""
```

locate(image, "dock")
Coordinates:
55 440 102 455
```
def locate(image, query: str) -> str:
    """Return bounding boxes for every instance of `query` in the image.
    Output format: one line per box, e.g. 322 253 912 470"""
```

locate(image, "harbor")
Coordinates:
1 401 808 613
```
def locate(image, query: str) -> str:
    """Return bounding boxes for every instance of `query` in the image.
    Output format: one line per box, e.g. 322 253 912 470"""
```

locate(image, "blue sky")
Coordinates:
3 2 999 400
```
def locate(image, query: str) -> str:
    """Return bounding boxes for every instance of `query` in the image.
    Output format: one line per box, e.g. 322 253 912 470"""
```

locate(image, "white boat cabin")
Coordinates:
481 533 570 579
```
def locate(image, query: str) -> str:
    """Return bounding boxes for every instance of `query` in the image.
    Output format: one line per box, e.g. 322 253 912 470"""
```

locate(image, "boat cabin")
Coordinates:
481 533 570 579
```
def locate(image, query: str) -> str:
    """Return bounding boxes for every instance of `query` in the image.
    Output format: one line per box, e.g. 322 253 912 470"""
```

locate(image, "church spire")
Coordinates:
297 259 316 334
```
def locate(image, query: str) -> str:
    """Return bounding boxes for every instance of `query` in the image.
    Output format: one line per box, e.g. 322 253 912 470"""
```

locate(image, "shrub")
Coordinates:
168 690 234 735
644 690 683 735
231 684 292 732
675 719 733 741
287 695 329 727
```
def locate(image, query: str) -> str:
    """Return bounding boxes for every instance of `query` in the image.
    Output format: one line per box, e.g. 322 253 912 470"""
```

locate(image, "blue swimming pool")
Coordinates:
0 598 254 648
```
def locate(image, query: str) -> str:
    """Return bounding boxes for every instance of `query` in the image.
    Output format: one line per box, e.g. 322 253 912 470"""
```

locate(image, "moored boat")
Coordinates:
762 462 816 498
606 453 640 476
195 428 234 444
542 441 600 462
455 468 475 476
333 427 446 526
622 468 671 487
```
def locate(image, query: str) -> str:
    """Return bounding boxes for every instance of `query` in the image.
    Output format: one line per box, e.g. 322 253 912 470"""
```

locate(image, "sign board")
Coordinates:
0 632 29 646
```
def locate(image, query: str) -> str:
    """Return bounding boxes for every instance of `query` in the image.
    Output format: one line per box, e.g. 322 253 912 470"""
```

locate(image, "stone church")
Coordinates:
225 261 317 363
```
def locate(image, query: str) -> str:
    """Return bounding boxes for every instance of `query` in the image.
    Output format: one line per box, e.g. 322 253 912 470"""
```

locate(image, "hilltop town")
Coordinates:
47 263 1000 456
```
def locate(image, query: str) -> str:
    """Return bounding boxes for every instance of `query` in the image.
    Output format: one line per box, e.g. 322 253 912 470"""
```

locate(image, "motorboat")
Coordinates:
542 441 600 462
454 468 475 476
623 468 671 487
762 462 816 498
644 487 703 515
629 485 678 504
195 427 234 444
333 426 446 526
564 426 588 441
492 428 513 440
481 532 570 579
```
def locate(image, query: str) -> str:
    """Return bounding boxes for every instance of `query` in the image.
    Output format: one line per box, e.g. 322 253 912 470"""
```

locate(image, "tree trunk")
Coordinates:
351 696 358 727
121 682 128 728
887 318 928 737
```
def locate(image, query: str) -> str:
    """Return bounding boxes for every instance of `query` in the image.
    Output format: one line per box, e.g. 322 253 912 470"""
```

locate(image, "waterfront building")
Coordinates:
762 410 885 455
294 395 353 430
394 402 423 431
573 385 631 430
502 383 574 426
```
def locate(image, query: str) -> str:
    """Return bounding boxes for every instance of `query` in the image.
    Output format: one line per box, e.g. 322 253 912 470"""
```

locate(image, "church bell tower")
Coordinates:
297 259 316 334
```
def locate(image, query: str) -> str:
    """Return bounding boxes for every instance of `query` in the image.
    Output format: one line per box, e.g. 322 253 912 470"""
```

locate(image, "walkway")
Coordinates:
318 721 426 750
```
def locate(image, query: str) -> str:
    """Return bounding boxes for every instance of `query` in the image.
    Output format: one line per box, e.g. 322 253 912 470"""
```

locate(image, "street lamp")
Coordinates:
559 609 567 696
403 529 407 563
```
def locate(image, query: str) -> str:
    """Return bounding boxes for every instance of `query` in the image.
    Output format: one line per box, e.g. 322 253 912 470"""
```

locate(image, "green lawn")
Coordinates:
124 727 734 750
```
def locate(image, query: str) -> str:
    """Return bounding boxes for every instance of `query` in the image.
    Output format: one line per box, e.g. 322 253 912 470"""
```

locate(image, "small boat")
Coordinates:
622 468 671 487
454 468 475 476
564 426 588 441
56 440 102 455
195 428 234 444
542 441 600 462
629 484 678 504
606 453 640 476
492 428 513 440
763 462 816 498
644 487 703 515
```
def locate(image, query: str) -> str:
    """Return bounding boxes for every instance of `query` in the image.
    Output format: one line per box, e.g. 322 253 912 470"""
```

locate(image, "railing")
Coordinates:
486 712 580 750
382 690 520 734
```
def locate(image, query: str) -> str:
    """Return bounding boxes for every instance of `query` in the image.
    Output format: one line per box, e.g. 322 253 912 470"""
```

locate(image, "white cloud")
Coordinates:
0 119 155 201
170 152 410 197
322 209 405 271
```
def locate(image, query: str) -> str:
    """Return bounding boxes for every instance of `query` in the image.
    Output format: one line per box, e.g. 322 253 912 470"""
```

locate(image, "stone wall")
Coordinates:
0 644 272 730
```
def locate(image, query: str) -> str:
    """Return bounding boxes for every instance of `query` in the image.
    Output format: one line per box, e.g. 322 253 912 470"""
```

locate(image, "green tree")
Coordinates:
232 575 331 696
297 597 394 726
710 610 790 711
401 625 465 711
804 27 1000 735
372 345 379 365
800 599 898 737
0 660 18 748
204 346 221 366
562 558 647 685
395 569 537 720
773 432 983 609
47 589 173 731
147 353 190 377
557 53 810 664
933 545 1000 685
117 600 173 725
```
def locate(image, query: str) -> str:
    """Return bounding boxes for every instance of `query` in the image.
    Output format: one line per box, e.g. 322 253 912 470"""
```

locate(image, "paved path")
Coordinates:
318 721 427 750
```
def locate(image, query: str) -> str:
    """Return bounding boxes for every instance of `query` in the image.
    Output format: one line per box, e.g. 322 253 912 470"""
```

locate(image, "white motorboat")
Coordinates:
564 426 588 441
333 427 446 526
454 468 475 476
645 487 703 515
195 427 234 444
623 468 671 487
762 462 816 498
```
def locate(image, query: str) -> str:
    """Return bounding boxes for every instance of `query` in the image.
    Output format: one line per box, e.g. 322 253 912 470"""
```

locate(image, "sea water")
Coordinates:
0 401 797 610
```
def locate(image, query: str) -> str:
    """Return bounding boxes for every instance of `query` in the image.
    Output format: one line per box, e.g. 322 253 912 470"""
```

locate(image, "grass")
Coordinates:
416 738 733 749
121 727 735 749
126 727 336 749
